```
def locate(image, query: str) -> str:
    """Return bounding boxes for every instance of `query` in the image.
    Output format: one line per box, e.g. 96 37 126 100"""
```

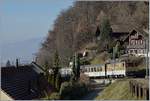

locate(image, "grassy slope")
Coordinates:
90 52 109 64
95 79 137 100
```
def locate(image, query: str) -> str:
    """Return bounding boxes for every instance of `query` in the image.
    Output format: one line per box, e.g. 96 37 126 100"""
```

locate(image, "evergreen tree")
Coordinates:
6 60 11 67
95 26 100 38
71 55 76 81
53 50 60 68
71 53 80 81
55 73 61 91
53 50 61 89
100 18 112 43
44 60 49 80
115 41 121 58
16 59 19 68
75 53 80 80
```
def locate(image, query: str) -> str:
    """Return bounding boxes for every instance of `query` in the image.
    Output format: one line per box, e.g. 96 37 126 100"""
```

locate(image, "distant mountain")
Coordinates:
1 37 44 66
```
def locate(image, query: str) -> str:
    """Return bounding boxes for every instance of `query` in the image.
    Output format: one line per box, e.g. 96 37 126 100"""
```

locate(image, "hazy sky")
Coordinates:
0 0 74 65
1 0 74 44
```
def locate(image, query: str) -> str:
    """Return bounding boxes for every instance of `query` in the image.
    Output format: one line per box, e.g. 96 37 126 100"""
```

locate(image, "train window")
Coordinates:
97 68 100 71
94 68 96 72
89 68 91 72
100 68 102 71
91 68 94 72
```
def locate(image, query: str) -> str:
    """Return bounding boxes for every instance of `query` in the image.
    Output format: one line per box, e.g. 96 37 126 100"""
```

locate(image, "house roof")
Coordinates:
123 28 149 42
1 65 41 100
111 24 130 40
81 64 104 69
111 24 149 41
111 24 133 33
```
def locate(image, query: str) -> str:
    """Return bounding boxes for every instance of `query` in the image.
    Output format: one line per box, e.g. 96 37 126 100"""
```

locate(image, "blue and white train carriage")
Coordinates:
81 61 126 78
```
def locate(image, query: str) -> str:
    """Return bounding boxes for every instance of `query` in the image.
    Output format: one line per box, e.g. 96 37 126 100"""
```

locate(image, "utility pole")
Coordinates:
113 47 115 78
145 39 149 79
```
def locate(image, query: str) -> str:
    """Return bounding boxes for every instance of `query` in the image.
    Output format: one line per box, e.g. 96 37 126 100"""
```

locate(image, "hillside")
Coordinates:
95 79 137 100
37 1 149 66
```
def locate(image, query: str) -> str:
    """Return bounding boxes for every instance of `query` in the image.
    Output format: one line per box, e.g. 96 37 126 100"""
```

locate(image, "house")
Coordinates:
123 29 149 57
1 62 47 100
110 25 149 57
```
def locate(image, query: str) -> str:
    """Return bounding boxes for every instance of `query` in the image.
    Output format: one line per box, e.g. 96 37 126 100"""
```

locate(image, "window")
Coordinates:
138 50 141 54
143 50 145 54
135 40 138 45
91 68 94 72
130 50 133 54
100 68 102 71
131 40 135 45
94 68 96 72
84 68 87 72
135 50 137 54
97 68 100 71
140 40 143 44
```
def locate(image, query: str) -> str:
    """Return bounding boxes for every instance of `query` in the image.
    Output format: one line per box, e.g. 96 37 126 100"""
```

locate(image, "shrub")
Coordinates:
59 82 71 99
55 73 61 91
48 74 55 87
49 92 60 100
59 81 88 100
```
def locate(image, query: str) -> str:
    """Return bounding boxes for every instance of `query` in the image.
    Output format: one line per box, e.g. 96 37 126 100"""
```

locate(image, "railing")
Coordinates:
127 45 145 49
129 80 149 100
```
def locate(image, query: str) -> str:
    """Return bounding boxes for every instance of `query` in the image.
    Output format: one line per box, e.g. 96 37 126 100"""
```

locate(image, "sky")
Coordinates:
1 0 74 44
0 0 74 65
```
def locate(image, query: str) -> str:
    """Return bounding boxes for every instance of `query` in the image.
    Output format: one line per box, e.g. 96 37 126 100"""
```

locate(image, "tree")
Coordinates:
37 1 148 67
55 73 61 91
71 53 80 81
75 53 80 80
16 59 19 68
99 17 112 51
44 60 49 80
111 41 122 59
71 55 76 82
6 60 11 67
53 50 60 68
100 17 112 41
53 50 61 89
95 26 100 38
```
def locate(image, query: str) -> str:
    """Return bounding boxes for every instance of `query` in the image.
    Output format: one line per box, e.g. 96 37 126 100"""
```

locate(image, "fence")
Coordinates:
129 79 149 100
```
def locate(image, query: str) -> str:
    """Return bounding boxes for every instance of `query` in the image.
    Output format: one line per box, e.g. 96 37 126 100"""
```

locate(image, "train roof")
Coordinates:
81 64 104 68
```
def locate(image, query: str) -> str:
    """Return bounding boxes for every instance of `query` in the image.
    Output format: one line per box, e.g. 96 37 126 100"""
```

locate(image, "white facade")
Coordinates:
59 68 72 77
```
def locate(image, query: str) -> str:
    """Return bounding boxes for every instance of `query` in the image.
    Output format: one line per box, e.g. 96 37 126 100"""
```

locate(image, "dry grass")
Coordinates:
90 52 109 64
95 79 137 100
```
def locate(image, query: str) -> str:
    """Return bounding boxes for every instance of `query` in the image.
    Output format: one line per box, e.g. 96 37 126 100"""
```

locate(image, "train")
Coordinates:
81 61 126 78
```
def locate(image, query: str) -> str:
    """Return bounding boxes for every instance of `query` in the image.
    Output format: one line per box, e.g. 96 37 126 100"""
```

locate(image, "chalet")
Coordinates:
110 25 149 57
123 29 149 57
